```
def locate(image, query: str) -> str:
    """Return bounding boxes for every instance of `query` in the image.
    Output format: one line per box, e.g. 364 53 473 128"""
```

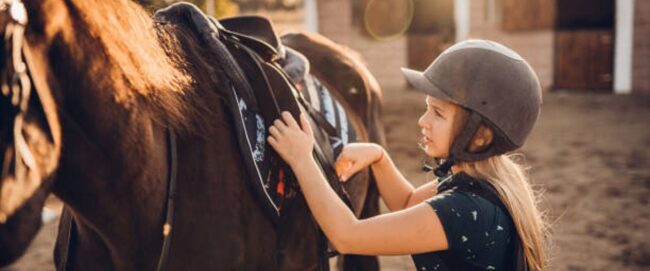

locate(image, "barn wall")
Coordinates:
313 0 646 93
467 0 554 91
317 0 407 88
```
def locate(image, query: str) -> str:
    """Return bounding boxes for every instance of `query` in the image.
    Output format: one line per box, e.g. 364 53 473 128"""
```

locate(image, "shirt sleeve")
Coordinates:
425 191 513 259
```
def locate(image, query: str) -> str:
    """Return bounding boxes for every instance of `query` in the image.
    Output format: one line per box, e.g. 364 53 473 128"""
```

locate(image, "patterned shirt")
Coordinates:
411 173 516 271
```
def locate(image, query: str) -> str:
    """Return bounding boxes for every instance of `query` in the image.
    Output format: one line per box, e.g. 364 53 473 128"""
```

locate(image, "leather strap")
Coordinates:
156 129 178 271
54 207 74 271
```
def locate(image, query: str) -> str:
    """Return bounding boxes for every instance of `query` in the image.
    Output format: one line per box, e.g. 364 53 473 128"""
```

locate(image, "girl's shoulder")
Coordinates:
426 173 515 251
434 172 509 215
427 188 514 231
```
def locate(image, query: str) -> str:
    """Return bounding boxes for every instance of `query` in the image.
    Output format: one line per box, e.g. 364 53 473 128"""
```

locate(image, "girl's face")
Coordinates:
418 96 464 158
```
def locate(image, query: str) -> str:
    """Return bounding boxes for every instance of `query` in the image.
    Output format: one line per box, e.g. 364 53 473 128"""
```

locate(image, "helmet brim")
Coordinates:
401 67 453 101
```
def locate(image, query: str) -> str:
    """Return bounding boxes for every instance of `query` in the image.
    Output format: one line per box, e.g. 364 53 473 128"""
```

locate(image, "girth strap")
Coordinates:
54 207 74 271
156 129 178 271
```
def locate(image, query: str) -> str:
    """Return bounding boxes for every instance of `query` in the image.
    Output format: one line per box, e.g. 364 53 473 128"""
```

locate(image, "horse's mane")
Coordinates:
67 0 208 132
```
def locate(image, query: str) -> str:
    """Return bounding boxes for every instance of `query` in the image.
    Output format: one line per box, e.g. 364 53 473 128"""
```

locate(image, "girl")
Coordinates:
267 40 547 271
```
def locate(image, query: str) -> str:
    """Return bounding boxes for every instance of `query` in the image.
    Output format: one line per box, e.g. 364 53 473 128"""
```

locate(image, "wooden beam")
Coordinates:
614 0 634 94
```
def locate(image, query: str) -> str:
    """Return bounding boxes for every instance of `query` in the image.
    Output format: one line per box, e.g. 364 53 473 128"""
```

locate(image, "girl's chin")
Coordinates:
423 146 438 157
420 141 443 157
423 147 446 159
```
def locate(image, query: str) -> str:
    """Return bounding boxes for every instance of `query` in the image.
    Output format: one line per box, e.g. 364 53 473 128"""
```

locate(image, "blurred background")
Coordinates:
139 0 647 94
2 0 649 270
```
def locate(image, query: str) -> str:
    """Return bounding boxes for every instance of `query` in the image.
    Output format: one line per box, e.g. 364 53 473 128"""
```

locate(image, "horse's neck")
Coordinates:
51 72 170 270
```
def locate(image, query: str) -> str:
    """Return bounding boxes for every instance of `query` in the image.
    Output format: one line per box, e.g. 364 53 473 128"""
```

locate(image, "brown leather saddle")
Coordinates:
211 12 355 268
209 14 351 217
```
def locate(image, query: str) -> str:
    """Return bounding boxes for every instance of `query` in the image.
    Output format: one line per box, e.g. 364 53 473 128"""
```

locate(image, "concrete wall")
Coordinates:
633 0 650 94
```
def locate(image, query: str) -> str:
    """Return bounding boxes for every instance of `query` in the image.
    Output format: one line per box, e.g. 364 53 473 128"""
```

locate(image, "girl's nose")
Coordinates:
418 114 429 129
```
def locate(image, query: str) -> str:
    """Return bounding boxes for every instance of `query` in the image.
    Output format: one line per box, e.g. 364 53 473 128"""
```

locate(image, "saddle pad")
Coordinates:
298 75 357 158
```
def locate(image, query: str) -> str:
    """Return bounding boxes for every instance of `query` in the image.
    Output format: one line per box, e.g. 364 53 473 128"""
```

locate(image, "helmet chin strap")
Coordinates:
433 158 456 177
421 157 456 177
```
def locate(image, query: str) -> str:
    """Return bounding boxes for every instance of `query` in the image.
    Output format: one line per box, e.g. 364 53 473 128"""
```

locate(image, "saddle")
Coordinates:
153 3 355 221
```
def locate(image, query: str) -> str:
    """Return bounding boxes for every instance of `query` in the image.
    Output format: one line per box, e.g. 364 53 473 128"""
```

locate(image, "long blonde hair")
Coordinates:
457 155 548 271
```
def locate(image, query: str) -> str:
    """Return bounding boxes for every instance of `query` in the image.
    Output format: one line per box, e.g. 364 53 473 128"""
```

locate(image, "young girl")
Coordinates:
267 39 546 271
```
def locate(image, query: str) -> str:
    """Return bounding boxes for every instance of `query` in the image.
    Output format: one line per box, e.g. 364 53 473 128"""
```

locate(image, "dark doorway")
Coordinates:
554 0 615 91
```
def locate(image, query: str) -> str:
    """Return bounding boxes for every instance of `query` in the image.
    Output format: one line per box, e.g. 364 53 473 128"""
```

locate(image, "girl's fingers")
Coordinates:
334 154 350 168
281 111 299 128
267 136 277 147
300 113 314 138
339 162 354 181
341 161 366 181
340 171 350 182
335 159 352 177
268 126 280 137
273 119 287 133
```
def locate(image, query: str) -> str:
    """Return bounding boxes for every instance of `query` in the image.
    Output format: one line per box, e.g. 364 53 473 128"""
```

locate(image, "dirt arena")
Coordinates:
2 88 649 270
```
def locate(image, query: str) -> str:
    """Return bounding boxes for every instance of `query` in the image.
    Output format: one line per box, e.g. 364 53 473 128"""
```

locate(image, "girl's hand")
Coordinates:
268 112 315 168
335 143 385 182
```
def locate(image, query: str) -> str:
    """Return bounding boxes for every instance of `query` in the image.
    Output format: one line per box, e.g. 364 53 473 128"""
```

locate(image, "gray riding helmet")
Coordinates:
402 39 542 166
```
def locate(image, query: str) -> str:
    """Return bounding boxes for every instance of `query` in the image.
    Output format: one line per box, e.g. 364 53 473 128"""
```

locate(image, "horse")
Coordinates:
0 0 384 270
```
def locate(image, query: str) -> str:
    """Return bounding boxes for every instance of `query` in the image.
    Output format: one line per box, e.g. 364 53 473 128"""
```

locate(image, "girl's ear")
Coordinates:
468 124 494 153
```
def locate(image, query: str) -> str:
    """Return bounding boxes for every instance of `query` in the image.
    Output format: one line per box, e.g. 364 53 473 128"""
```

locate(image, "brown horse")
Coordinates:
0 0 384 270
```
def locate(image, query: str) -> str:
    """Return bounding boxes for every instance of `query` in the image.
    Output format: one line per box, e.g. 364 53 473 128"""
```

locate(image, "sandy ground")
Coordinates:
3 88 650 270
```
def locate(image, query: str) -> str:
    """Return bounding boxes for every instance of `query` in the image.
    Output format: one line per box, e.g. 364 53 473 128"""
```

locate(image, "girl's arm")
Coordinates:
291 155 448 255
268 112 449 255
367 148 438 210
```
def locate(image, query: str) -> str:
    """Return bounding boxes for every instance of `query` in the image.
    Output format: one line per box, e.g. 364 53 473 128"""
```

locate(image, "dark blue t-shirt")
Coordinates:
411 173 516 271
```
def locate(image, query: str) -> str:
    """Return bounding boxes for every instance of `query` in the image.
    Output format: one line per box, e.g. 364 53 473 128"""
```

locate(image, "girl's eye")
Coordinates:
434 110 443 117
